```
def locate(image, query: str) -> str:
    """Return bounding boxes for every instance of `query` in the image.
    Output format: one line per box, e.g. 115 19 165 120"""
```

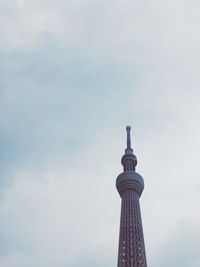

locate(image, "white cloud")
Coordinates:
1 0 200 266
152 219 200 267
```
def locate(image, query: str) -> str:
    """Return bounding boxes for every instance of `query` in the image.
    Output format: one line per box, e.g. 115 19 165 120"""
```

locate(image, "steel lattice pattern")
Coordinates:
117 189 147 267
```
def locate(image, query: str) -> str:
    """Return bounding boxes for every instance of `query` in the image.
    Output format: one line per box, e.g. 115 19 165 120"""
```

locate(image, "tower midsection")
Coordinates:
117 189 147 267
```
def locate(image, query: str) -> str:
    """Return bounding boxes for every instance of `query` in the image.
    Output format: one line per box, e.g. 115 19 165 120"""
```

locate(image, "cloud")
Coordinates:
0 161 119 267
1 0 200 266
152 219 200 267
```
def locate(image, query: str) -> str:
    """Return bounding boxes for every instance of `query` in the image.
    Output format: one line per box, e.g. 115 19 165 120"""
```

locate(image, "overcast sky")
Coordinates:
1 0 200 267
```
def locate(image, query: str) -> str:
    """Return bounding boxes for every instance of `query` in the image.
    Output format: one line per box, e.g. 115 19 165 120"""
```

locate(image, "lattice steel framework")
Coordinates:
116 126 147 267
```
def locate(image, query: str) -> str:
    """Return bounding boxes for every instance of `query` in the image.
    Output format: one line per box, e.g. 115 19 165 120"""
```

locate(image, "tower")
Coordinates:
116 126 147 267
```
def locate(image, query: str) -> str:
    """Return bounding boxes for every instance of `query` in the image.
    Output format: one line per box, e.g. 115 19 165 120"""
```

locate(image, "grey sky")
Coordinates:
1 0 200 266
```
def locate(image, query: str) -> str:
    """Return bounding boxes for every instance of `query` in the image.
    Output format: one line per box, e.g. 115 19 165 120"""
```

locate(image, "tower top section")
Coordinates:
116 126 144 196
121 125 137 171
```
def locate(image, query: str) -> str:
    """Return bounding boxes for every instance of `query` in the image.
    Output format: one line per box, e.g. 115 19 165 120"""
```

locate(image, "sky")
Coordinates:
0 0 200 266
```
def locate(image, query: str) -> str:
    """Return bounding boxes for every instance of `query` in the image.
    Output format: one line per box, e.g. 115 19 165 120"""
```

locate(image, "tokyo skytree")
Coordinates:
116 126 147 267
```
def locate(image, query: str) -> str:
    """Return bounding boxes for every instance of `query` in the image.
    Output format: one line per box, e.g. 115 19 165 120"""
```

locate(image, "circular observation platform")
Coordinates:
116 171 144 197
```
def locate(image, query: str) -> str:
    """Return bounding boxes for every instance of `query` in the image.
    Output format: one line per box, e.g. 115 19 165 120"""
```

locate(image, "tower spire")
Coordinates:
126 125 131 149
121 126 137 171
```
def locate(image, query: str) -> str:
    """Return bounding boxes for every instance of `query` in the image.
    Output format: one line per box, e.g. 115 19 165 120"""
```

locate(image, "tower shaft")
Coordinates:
117 189 147 267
